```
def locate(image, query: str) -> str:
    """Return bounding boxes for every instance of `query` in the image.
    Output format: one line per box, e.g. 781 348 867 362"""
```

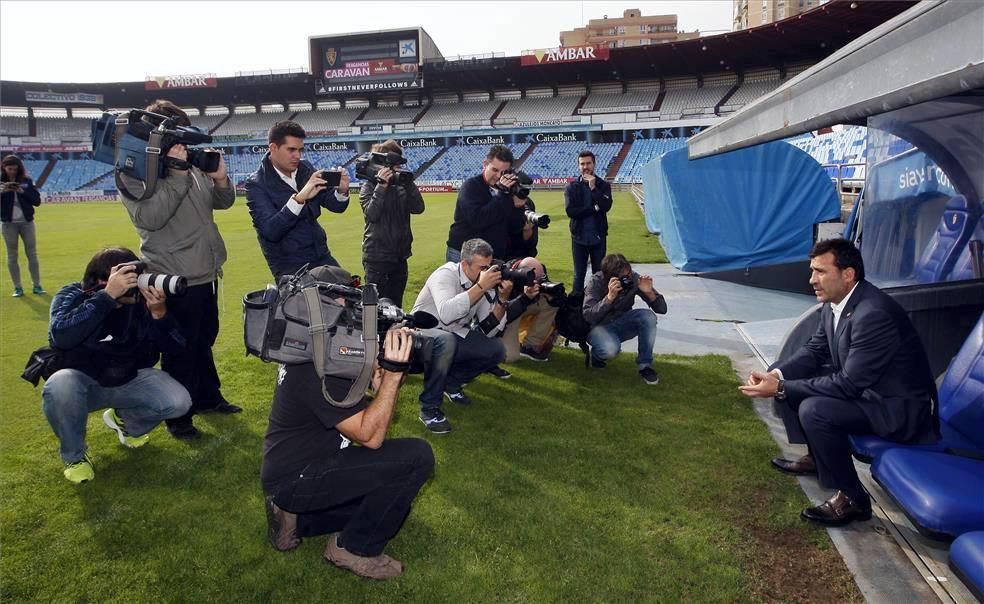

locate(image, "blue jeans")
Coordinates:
572 240 606 293
588 309 659 369
42 368 192 462
446 246 461 263
419 328 505 411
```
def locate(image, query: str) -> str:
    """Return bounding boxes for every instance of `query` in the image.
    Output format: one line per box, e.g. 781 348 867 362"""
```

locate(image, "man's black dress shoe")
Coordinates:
801 491 872 527
770 454 817 475
167 422 201 440
198 402 243 414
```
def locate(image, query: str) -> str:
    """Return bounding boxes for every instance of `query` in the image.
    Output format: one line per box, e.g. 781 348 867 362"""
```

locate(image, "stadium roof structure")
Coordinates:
0 0 917 109
426 0 918 90
688 0 984 159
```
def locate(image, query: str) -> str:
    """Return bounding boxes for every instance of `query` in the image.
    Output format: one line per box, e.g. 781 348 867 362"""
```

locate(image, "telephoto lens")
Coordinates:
136 272 187 296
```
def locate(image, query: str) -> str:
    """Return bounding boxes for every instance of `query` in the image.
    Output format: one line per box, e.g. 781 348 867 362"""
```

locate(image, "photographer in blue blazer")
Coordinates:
245 121 351 278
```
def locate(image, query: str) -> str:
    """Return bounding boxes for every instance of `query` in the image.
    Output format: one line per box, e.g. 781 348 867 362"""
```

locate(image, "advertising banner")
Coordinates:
520 45 610 66
25 91 103 104
0 144 91 153
417 184 456 193
533 177 576 185
145 74 218 90
45 191 117 204
316 78 421 94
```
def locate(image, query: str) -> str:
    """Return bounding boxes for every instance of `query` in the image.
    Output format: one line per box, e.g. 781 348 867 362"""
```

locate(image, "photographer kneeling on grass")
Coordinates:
411 238 527 434
262 267 433 580
583 253 666 385
42 247 192 484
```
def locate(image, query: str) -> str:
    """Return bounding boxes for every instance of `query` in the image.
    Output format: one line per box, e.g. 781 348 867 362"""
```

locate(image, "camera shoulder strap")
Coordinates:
113 117 162 202
302 285 378 409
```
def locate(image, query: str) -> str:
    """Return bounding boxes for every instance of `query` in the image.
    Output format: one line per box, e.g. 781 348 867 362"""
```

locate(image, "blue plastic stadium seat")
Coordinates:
914 195 978 283
851 310 984 461
873 450 984 540
950 531 984 602
949 213 984 282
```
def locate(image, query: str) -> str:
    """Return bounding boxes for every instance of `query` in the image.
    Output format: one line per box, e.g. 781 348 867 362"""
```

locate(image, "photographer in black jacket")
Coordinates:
41 247 191 484
359 140 425 307
446 145 527 262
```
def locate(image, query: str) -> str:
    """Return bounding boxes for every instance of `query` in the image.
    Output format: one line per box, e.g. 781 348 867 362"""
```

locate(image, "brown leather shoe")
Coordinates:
265 496 301 551
324 533 404 580
801 491 872 527
770 454 817 475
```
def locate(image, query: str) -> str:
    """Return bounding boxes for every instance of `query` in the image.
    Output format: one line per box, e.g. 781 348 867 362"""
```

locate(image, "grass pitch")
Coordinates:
0 192 858 602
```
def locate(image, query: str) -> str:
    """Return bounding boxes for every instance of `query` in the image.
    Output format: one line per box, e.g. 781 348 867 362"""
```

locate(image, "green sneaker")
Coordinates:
12 287 24 297
32 285 46 295
103 409 150 448
63 454 94 484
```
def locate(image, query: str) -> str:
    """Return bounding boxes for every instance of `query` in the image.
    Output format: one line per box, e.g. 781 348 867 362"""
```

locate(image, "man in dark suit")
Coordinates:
739 239 937 526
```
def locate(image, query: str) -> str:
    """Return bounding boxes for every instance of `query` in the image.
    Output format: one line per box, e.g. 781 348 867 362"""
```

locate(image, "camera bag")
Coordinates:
243 271 378 408
21 345 64 387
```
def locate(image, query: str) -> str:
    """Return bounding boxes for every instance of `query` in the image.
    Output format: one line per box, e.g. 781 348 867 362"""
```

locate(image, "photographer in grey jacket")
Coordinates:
119 99 238 440
359 140 425 307
583 253 666 385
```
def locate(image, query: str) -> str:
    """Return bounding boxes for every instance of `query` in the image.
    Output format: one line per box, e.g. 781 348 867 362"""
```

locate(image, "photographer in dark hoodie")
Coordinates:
359 139 425 307
42 247 191 484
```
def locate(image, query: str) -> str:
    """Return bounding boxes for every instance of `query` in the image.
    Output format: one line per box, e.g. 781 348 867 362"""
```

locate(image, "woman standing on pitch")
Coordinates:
1 154 45 297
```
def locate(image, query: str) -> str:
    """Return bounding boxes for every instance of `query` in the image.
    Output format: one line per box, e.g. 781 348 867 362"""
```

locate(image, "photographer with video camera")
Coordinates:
565 150 613 293
245 120 351 278
445 145 528 263
262 265 433 581
411 238 532 434
118 100 238 440
41 247 192 484
358 139 425 307
583 253 666 385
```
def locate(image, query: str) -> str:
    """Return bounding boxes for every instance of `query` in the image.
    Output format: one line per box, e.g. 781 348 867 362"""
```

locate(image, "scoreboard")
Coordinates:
310 28 439 95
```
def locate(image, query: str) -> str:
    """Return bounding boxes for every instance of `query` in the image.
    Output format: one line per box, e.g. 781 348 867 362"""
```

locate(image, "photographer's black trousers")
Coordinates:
162 281 225 426
270 438 434 556
363 259 409 308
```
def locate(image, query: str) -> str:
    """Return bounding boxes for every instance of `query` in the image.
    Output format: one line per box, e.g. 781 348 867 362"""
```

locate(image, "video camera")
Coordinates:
355 151 414 186
92 109 221 201
496 168 534 199
244 266 438 407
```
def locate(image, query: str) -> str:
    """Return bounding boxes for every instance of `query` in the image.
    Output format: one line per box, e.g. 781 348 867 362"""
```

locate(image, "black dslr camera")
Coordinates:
536 278 566 300
618 275 635 291
117 260 188 296
497 168 534 199
496 263 536 286
355 151 414 186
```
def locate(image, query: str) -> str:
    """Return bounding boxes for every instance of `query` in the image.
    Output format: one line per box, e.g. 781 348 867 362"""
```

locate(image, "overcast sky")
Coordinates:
0 1 732 84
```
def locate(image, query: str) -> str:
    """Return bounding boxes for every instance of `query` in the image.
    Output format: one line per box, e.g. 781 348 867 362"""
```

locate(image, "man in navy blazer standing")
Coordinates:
245 121 351 278
739 238 937 526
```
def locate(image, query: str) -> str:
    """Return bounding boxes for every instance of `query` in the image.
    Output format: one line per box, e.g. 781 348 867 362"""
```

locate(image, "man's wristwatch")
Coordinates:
775 379 787 400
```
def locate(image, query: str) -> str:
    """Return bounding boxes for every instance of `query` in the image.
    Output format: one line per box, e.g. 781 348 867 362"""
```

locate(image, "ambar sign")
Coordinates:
520 45 610 66
145 74 218 90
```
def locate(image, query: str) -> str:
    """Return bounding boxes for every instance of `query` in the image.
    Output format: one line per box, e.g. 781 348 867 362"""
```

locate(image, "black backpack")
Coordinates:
554 290 592 366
